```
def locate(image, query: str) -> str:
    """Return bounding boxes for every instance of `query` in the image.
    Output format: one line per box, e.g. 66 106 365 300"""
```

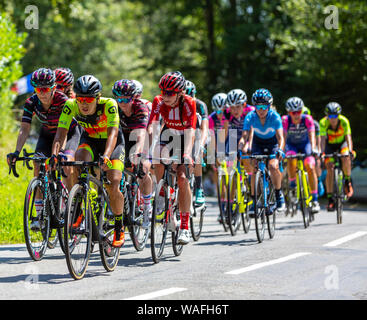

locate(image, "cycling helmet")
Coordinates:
285 97 304 112
74 75 102 97
227 89 247 106
54 67 74 87
112 79 137 97
132 80 143 96
325 102 342 115
251 88 273 106
211 93 228 111
159 71 186 92
31 68 56 88
185 80 197 97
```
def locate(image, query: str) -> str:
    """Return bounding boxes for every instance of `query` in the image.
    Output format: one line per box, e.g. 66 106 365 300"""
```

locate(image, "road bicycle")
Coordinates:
216 156 230 232
9 149 67 261
250 154 278 243
62 158 120 280
323 152 352 224
285 153 313 228
150 157 190 263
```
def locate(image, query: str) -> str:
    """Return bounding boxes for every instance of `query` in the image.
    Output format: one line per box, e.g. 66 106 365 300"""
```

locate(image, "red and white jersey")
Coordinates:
148 95 197 134
140 98 152 117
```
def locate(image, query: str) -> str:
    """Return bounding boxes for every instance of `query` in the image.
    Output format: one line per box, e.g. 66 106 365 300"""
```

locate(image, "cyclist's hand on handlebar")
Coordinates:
46 154 58 171
312 149 320 158
276 149 285 161
7 150 20 166
350 150 356 160
99 155 113 171
183 153 194 166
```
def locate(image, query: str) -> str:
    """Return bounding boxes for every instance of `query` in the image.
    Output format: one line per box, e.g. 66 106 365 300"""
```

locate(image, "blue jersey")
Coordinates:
243 109 282 141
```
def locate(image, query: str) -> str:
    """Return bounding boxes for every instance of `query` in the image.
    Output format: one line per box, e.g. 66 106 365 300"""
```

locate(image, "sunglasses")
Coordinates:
216 110 223 115
116 97 133 103
290 111 302 116
76 96 96 104
255 104 270 110
35 86 55 94
161 90 177 97
328 114 339 119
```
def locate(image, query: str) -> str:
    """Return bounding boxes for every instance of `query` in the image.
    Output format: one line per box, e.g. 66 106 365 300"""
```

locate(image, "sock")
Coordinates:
115 215 123 231
327 193 333 199
275 189 281 199
195 176 202 189
289 178 296 189
35 199 43 216
180 212 190 230
344 175 350 181
311 192 318 202
143 193 152 210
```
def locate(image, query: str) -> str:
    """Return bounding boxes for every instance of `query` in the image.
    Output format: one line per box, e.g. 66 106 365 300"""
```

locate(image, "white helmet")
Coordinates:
211 93 228 111
285 97 304 112
227 89 247 106
132 80 143 96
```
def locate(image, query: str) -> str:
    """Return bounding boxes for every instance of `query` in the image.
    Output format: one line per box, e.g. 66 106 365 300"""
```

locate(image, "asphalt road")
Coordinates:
0 198 366 300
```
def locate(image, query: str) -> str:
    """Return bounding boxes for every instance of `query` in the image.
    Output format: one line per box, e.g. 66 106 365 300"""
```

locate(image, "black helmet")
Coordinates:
325 102 342 115
74 75 102 97
31 68 56 88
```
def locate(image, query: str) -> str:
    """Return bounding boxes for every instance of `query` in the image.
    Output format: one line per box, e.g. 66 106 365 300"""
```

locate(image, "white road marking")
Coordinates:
123 287 187 300
225 252 312 275
323 231 367 247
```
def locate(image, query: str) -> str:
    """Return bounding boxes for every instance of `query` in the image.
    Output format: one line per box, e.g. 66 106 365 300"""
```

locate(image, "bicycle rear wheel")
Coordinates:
56 185 68 254
254 171 266 243
24 177 50 261
64 184 92 280
227 172 241 236
217 172 228 232
334 168 344 224
172 205 184 256
150 180 168 263
190 175 205 241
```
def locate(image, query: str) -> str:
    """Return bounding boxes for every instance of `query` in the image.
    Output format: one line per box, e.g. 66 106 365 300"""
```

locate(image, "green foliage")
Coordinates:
0 13 26 138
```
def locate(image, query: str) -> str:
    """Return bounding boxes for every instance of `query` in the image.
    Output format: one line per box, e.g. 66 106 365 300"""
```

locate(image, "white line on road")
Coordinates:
123 287 187 300
225 252 312 275
323 231 367 247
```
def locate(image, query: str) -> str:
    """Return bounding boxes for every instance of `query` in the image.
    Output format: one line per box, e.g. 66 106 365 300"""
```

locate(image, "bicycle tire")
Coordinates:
266 176 276 239
94 179 121 273
150 180 168 263
23 177 50 261
190 175 205 241
64 184 92 280
217 174 228 232
254 171 266 243
56 185 68 254
241 188 251 234
172 204 184 256
299 170 310 229
334 168 343 224
227 172 241 236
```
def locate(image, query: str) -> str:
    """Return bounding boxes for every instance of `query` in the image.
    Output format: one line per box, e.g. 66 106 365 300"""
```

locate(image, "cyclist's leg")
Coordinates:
324 143 338 210
303 142 319 212
340 142 353 197
285 145 298 199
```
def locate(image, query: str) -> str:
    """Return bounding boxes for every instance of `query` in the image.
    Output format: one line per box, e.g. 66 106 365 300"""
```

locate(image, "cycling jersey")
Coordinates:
58 97 119 139
195 98 208 120
140 98 152 118
319 115 351 144
208 112 227 130
282 114 315 145
119 98 149 135
22 90 77 134
243 109 282 140
148 94 197 134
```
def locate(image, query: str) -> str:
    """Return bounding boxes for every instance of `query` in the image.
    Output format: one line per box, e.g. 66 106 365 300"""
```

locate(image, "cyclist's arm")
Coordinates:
200 118 209 146
238 130 249 152
276 128 285 151
320 135 327 154
51 127 68 156
346 134 353 153
184 128 195 157
15 122 31 154
104 126 119 159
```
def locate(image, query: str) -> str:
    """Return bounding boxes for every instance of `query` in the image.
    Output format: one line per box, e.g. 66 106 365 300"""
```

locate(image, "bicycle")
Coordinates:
285 153 313 228
227 153 252 236
62 158 120 280
249 154 278 243
323 152 351 224
150 157 190 263
8 149 67 261
216 156 230 232
122 154 150 251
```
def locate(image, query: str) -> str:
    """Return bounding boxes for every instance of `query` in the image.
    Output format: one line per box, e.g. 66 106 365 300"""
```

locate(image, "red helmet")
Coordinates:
159 71 186 92
54 67 74 87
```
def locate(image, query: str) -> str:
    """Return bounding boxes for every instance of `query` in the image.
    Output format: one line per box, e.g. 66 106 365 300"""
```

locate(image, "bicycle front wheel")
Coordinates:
254 171 266 243
217 173 228 232
172 206 184 256
227 172 241 236
64 184 92 280
150 180 168 263
299 171 310 229
334 168 344 224
24 177 50 261
266 177 276 239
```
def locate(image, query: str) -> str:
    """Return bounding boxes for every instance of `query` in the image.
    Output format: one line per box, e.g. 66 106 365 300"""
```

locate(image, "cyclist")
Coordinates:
7 68 80 229
112 79 152 229
302 105 324 197
147 71 196 245
238 88 286 212
51 75 126 248
54 67 76 98
320 102 354 210
185 80 208 206
282 97 320 213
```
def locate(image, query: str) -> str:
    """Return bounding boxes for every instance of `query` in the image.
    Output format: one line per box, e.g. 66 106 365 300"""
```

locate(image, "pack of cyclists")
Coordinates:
7 67 356 252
